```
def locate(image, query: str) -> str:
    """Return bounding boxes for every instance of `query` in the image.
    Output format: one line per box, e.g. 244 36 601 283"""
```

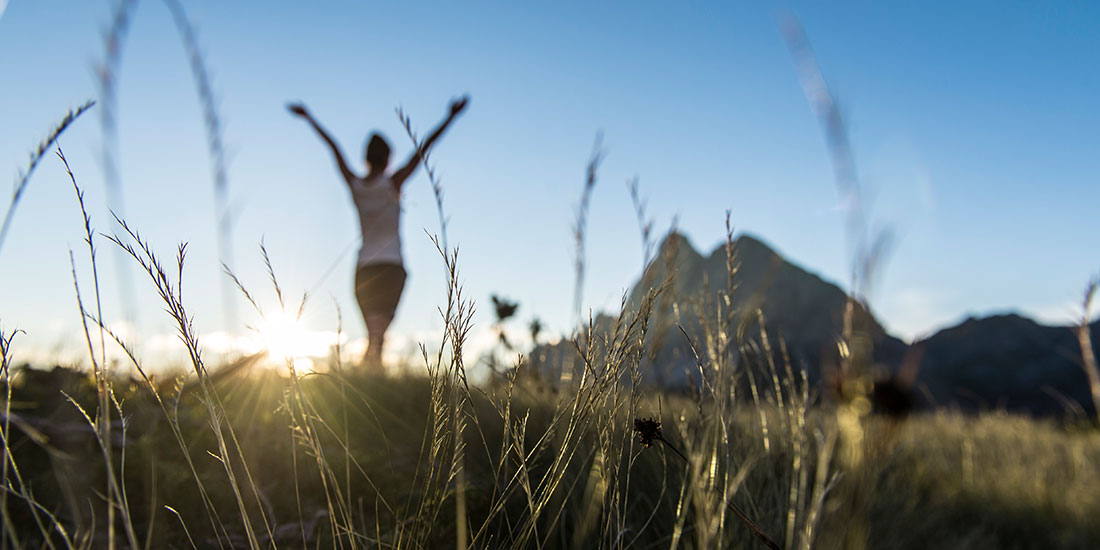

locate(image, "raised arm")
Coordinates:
288 102 356 185
391 95 469 189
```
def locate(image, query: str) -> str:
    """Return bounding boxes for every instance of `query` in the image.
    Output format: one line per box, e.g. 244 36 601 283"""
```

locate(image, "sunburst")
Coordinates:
255 309 315 371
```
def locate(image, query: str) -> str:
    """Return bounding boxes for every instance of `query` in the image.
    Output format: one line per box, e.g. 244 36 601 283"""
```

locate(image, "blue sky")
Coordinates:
1 1 1097 369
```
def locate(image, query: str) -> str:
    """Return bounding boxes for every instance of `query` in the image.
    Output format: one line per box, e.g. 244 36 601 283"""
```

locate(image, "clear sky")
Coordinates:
1 1 1097 370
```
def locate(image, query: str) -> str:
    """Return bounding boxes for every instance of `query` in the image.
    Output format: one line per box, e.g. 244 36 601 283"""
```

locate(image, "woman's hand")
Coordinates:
287 102 309 118
449 95 469 117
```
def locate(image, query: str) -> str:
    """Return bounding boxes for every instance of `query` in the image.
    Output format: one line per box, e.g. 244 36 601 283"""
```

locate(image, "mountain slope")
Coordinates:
619 231 905 385
530 231 1098 417
913 313 1099 416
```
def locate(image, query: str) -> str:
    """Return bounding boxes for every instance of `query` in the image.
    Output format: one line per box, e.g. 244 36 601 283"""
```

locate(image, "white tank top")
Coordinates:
351 174 402 267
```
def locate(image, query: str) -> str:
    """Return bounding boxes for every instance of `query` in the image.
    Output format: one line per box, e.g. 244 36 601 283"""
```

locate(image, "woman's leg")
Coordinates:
354 264 407 370
363 313 393 369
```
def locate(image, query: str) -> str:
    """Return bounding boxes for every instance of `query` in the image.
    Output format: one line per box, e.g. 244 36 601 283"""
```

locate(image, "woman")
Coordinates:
288 96 469 369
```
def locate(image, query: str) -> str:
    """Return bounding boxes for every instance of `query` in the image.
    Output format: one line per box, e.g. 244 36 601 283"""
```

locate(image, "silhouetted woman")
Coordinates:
288 96 469 369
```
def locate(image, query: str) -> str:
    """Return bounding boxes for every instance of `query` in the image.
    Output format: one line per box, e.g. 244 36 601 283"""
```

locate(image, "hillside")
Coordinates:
535 232 1097 417
915 313 1099 416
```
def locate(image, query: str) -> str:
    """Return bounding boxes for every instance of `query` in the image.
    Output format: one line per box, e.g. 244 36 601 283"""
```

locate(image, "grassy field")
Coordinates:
2 229 1099 549
3 353 1100 549
3 99 1098 550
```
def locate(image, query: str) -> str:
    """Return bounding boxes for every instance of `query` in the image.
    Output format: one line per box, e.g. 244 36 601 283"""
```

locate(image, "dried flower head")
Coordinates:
491 294 518 323
529 317 543 344
633 417 662 447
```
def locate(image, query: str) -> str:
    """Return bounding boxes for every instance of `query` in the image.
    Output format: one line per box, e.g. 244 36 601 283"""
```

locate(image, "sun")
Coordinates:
256 309 315 369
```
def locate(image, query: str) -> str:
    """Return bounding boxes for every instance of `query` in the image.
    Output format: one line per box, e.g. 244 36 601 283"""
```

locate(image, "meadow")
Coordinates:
4 4 1100 549
4 274 1100 549
2 202 1099 549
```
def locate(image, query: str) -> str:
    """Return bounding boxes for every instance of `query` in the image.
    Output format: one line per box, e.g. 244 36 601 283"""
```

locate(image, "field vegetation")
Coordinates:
4 282 1100 549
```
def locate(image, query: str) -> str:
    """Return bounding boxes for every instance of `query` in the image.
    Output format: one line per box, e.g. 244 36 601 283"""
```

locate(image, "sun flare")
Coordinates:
256 309 315 369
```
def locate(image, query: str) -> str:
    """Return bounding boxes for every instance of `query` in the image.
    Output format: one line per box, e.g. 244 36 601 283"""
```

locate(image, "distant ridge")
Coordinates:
532 231 1098 417
913 313 1098 416
620 231 906 386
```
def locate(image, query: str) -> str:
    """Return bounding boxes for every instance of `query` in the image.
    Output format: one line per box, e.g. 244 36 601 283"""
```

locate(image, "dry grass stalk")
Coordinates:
1078 276 1100 420
634 418 780 549
60 147 144 549
573 133 605 322
781 14 893 370
0 100 95 257
627 176 655 270
782 14 898 549
1 327 32 549
107 222 279 548
560 134 604 387
398 107 450 252
97 0 141 327
162 0 239 334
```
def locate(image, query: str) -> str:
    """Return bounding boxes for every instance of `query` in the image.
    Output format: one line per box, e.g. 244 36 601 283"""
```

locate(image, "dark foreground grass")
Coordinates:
3 363 1099 549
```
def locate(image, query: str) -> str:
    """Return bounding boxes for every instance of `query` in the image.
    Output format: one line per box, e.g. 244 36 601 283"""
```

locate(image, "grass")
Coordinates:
4 356 1100 548
0 100 95 257
2 187 1098 547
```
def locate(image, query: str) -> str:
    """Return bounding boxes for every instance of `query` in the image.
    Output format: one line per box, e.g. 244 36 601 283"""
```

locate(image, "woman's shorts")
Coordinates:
354 263 407 319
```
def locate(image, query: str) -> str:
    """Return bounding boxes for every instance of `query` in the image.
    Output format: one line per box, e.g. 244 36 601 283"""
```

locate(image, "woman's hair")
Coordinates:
366 133 391 168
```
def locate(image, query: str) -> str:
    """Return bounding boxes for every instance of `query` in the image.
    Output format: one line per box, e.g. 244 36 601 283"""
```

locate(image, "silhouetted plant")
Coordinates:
633 417 780 550
572 133 604 322
783 15 897 549
97 0 141 327
528 317 543 347
627 176 655 270
1078 275 1100 421
163 0 238 334
491 294 518 350
0 100 95 257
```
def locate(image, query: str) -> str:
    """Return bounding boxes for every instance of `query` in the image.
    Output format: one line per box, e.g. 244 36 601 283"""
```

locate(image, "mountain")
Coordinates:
530 231 1098 417
532 232 906 388
913 313 1099 416
619 232 907 386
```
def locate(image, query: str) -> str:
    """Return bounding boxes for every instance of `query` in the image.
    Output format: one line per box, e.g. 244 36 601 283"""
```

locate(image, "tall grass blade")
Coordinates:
0 101 95 258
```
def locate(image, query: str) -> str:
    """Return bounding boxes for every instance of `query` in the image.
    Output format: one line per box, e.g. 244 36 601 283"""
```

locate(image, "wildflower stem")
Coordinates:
656 435 780 550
